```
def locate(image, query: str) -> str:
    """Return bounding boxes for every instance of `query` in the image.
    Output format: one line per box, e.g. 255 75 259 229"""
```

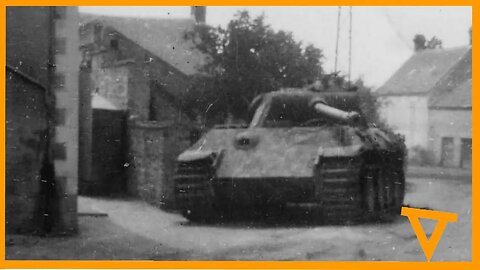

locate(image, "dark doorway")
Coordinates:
88 109 128 195
440 137 455 167
460 138 472 169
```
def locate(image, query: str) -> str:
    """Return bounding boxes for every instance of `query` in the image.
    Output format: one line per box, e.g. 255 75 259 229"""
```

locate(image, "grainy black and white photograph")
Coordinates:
6 6 471 261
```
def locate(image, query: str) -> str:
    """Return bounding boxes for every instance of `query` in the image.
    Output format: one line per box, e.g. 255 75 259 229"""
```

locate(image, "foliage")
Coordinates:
409 146 435 166
354 79 385 128
184 11 323 124
426 36 443 49
183 10 391 133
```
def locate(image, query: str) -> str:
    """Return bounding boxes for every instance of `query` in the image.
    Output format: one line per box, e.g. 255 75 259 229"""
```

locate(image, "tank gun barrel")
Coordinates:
314 102 360 124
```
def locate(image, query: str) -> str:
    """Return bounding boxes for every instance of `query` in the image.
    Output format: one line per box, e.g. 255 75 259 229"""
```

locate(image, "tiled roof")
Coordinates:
80 13 206 76
376 46 470 96
430 79 471 109
429 48 471 109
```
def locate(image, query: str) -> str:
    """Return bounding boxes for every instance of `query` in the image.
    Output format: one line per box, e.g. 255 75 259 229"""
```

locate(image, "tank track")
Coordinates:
317 157 363 224
174 158 216 222
174 154 405 224
318 155 405 224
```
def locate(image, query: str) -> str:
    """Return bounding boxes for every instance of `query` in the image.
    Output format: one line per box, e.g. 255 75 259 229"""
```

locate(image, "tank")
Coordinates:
173 88 406 223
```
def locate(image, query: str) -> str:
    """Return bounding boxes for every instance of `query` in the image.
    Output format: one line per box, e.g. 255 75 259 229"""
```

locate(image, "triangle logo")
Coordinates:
401 207 458 261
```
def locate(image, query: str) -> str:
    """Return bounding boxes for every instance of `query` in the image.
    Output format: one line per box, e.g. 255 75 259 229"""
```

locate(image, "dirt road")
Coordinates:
7 176 471 261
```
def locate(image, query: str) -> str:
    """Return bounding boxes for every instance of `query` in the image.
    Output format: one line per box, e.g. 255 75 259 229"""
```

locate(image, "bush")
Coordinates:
409 146 435 166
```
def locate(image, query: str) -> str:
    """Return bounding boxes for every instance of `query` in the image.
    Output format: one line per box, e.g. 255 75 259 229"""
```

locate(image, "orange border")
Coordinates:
1 1 476 269
1 1 477 6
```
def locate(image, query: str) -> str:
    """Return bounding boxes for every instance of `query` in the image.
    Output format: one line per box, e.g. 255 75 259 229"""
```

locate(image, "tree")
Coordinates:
183 10 390 133
426 36 443 49
184 11 324 124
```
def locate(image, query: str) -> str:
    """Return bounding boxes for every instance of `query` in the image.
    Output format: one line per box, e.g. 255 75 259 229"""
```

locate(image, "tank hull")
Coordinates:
173 89 407 223
174 128 405 223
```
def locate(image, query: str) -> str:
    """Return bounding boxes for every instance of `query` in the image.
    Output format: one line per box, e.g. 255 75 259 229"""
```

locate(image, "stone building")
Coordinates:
78 8 205 205
6 6 81 234
377 35 471 168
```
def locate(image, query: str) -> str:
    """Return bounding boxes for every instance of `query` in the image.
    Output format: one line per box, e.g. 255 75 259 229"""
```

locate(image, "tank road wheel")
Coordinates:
362 166 380 222
364 174 377 214
361 164 405 222
386 168 405 219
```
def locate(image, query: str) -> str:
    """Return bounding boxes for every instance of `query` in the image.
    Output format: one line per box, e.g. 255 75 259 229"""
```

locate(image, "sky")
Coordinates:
80 6 472 88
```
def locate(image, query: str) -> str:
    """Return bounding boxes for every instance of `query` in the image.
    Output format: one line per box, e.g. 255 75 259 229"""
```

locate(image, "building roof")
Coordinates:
429 48 471 109
80 13 206 76
376 46 470 96
430 79 471 109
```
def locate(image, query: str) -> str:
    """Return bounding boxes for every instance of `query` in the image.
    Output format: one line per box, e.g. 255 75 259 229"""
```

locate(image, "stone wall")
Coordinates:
127 121 194 209
84 25 192 122
79 18 197 208
6 6 80 235
127 121 168 206
6 7 50 85
52 6 81 233
6 69 49 234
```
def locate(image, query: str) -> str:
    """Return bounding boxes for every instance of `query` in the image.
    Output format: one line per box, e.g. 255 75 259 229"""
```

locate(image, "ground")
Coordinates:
6 169 471 261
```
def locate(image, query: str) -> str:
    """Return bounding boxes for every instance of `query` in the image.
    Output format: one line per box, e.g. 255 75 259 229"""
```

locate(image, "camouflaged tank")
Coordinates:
174 88 406 223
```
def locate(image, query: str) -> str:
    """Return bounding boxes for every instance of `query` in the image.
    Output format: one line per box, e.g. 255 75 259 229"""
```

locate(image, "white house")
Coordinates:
376 35 471 167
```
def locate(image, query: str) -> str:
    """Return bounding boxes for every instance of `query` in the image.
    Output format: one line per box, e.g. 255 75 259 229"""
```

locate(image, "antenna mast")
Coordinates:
348 6 353 85
334 6 342 75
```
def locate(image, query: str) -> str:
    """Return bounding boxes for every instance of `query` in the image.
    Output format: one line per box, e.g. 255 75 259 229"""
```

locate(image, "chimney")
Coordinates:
413 34 426 52
191 6 206 24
